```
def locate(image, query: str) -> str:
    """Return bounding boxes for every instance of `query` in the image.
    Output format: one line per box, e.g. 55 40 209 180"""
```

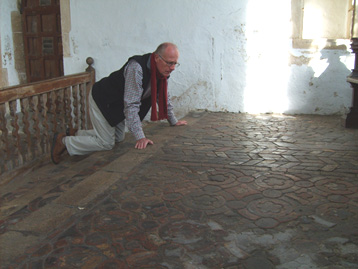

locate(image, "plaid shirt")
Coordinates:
123 59 178 140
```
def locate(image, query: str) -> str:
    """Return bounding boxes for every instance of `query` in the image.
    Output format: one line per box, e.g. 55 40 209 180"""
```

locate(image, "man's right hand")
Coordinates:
135 138 154 149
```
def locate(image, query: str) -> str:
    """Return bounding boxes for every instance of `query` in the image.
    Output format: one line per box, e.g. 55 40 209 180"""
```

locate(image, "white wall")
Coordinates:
64 0 354 117
0 0 20 86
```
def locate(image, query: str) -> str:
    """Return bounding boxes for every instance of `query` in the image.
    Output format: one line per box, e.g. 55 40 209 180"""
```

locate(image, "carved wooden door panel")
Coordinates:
21 0 63 83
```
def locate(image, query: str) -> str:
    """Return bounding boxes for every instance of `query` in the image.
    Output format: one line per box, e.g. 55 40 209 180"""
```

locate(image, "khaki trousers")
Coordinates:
64 92 125 156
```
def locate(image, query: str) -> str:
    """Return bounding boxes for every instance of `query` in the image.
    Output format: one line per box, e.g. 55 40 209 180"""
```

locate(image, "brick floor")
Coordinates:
1 111 358 268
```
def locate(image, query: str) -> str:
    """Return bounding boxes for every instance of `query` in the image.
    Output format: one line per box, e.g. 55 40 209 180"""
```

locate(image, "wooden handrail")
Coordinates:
0 57 95 182
1 58 96 104
0 73 91 103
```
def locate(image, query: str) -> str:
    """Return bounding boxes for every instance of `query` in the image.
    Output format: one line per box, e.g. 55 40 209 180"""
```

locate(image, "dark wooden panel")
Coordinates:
22 0 63 83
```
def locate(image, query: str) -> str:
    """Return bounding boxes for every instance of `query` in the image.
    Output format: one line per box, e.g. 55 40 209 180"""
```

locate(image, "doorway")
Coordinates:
21 0 63 83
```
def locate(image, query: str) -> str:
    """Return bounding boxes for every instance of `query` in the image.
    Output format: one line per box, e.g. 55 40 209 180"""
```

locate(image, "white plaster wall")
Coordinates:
64 0 354 117
1 0 19 86
287 48 353 114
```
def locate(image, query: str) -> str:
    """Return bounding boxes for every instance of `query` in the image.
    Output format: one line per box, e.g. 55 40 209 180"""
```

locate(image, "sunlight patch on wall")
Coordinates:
308 56 329 78
302 2 323 39
243 0 291 113
303 0 350 39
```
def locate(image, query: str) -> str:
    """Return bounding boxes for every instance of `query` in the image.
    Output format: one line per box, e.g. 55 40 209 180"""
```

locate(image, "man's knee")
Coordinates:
115 134 125 143
101 140 115 151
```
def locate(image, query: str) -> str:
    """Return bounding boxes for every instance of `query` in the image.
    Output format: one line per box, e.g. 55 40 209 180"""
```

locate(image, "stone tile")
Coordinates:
2 112 358 268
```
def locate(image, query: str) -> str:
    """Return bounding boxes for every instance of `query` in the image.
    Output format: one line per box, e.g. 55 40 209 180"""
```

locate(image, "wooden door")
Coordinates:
21 0 63 83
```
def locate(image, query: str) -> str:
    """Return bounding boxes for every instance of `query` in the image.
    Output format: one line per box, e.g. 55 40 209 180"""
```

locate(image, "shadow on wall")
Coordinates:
288 48 352 115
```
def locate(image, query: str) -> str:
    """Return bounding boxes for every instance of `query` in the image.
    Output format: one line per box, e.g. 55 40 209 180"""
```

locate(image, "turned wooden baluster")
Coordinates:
72 85 79 129
39 93 50 153
48 91 56 133
56 88 65 132
9 100 23 166
64 87 72 130
0 104 11 172
36 93 45 153
52 90 59 133
30 96 42 156
79 83 86 130
0 57 95 175
20 98 33 162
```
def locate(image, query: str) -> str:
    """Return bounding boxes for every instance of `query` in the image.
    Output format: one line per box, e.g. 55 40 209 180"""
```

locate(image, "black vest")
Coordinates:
91 53 152 127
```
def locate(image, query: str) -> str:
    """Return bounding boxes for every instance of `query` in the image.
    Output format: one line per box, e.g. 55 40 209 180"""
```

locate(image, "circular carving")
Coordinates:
315 179 357 195
199 170 247 188
255 173 296 190
237 176 255 183
247 198 293 218
93 211 135 232
202 172 237 186
262 189 282 198
182 191 226 210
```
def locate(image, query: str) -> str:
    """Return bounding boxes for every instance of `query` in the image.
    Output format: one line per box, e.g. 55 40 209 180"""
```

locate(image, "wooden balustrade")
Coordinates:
0 57 95 181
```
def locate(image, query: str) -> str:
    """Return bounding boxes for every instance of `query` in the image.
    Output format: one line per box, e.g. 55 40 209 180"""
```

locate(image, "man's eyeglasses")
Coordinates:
157 54 180 68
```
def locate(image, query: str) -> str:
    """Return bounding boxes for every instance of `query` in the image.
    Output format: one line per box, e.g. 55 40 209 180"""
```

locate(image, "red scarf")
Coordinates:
150 53 168 121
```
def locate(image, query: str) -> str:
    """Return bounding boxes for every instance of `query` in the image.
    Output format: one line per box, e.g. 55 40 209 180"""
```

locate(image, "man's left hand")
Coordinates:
175 120 187 126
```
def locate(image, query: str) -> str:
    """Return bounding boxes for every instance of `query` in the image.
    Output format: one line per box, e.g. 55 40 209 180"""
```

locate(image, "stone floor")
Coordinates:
1 111 358 268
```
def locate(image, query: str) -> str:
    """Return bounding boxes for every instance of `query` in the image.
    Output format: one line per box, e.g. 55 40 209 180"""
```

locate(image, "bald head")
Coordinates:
154 42 179 55
154 42 180 77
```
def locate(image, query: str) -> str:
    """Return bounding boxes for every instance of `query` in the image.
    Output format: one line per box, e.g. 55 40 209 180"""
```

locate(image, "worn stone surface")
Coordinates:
1 112 358 268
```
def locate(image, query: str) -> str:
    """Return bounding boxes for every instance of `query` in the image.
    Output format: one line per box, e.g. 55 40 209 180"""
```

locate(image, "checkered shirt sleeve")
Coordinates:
124 60 178 141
